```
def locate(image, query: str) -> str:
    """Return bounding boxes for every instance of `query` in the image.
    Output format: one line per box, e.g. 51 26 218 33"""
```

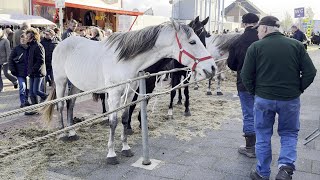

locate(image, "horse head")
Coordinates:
167 19 216 79
189 16 210 47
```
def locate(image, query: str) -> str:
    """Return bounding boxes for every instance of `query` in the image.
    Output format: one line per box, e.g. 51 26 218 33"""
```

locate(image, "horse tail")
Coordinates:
92 93 100 102
42 84 57 123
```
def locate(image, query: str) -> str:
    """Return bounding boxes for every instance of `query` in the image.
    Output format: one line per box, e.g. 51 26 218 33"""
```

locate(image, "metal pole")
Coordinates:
139 71 151 165
59 7 64 34
195 0 198 18
200 0 203 19
205 0 208 19
217 0 221 33
209 0 212 32
221 0 225 32
214 0 218 31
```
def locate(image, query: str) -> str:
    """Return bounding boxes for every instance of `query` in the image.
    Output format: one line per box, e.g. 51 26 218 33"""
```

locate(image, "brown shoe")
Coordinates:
239 134 256 158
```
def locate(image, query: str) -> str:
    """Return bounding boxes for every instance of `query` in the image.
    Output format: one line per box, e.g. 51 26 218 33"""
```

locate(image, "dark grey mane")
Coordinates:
210 33 241 51
105 22 192 61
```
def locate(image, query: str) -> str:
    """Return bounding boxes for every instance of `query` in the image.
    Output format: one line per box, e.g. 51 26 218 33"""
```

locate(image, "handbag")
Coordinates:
13 53 23 63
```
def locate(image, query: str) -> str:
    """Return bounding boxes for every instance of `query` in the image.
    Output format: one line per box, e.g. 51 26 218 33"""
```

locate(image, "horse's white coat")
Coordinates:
51 20 217 161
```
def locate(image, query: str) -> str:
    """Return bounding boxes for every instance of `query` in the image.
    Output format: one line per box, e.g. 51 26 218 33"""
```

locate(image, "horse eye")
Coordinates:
189 40 196 45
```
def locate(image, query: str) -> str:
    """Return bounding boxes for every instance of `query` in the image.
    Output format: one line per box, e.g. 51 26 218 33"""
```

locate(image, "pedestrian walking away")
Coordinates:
0 29 18 92
241 16 317 180
227 12 260 158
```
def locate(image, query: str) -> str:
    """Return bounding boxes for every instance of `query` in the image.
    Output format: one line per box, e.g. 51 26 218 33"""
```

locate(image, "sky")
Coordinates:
123 0 320 20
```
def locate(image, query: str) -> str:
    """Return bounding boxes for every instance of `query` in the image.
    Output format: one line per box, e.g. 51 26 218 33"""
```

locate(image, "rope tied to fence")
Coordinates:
0 76 208 159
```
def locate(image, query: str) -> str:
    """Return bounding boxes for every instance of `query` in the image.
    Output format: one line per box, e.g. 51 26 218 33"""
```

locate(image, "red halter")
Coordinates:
175 33 213 71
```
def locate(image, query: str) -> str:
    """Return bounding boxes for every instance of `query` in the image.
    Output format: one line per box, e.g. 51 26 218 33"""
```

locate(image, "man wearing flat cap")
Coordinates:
227 12 259 159
241 16 317 180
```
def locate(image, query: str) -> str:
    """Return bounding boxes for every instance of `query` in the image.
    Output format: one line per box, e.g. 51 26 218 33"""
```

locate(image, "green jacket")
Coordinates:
241 32 317 101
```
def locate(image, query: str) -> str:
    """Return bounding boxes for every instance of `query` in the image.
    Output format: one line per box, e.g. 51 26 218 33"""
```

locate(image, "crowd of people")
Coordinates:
227 13 317 180
0 20 112 114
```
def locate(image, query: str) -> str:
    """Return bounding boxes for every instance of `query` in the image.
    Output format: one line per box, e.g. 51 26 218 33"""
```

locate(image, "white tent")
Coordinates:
0 14 55 26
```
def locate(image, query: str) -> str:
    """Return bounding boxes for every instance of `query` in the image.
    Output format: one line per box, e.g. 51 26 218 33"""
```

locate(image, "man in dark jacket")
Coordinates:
41 29 58 86
227 13 259 158
62 19 78 40
292 25 307 49
26 28 47 105
241 16 317 180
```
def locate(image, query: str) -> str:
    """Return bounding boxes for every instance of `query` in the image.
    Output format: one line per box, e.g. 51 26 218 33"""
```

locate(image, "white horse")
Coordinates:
43 20 217 165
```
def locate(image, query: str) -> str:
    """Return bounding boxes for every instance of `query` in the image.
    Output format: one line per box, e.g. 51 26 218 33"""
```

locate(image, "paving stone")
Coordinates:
183 167 225 180
211 158 254 176
294 170 320 180
312 160 320 175
172 152 220 169
144 163 191 179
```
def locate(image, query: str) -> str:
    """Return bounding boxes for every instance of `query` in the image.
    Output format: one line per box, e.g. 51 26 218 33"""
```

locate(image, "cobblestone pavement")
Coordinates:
1 47 320 179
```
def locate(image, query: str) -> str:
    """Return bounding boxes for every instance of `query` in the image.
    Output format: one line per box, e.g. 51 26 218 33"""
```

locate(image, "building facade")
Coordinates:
0 0 31 15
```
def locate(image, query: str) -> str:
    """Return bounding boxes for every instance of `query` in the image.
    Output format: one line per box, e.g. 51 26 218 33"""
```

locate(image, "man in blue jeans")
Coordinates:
241 16 317 180
227 13 260 158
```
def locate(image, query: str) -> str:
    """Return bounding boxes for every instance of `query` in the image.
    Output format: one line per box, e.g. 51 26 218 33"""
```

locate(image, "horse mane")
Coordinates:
210 33 241 52
105 22 192 61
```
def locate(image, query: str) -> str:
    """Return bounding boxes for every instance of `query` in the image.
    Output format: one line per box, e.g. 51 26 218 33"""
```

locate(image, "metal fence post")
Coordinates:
139 71 151 165
304 115 320 145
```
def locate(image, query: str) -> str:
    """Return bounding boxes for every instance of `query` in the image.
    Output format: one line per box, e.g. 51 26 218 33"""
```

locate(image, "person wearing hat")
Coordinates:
241 16 317 180
227 12 260 158
41 29 59 87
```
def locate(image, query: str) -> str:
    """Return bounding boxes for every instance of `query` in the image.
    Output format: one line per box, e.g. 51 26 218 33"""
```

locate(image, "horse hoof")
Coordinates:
107 157 119 165
206 91 213 95
60 135 80 142
177 101 182 105
184 111 191 116
126 128 134 135
217 92 223 96
194 87 199 90
122 149 134 157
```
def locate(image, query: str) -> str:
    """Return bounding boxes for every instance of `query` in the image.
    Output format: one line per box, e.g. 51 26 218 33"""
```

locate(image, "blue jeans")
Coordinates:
29 77 47 100
17 77 28 105
238 91 255 135
254 96 300 177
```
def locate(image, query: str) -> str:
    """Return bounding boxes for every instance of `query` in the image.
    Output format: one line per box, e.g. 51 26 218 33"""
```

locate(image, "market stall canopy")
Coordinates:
34 0 143 16
0 14 56 26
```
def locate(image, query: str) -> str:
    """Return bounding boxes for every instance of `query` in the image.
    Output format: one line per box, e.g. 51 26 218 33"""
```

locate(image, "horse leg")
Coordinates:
183 81 191 116
106 89 122 165
121 83 137 157
124 91 137 135
54 77 67 138
65 84 81 140
100 93 107 113
206 78 213 95
168 74 178 118
177 88 182 105
216 74 223 96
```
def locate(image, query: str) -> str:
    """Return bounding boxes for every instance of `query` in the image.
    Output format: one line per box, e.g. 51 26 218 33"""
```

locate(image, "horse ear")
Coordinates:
202 17 209 26
195 16 200 23
170 18 180 32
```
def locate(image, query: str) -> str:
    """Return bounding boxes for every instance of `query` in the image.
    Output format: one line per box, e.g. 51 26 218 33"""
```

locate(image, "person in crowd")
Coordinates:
227 13 260 158
13 22 31 48
53 27 62 42
41 29 58 87
241 16 317 180
25 28 47 105
8 32 30 107
90 27 103 41
4 28 14 49
79 29 89 38
62 19 78 40
0 29 18 92
291 25 307 49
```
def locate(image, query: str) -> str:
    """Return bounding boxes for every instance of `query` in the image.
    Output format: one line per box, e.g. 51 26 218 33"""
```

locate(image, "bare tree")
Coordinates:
305 7 315 20
281 12 293 31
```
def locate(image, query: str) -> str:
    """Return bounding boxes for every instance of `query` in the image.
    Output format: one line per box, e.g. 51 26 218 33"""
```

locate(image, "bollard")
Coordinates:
139 71 151 165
